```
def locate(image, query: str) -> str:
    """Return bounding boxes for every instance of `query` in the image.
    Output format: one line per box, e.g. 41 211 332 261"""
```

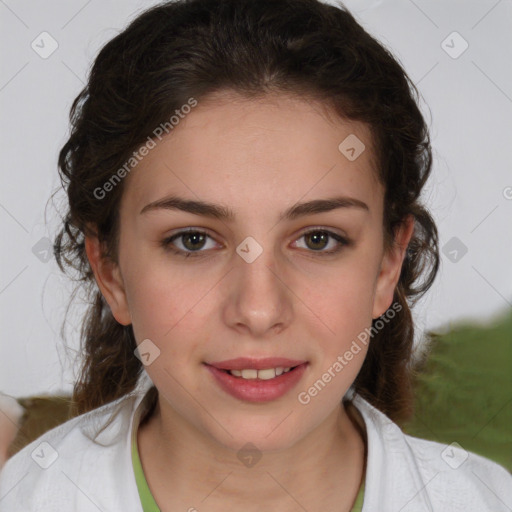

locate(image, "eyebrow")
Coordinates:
139 195 369 221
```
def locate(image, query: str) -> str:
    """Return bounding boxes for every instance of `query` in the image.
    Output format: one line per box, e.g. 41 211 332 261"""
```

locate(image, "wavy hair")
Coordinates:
53 0 439 423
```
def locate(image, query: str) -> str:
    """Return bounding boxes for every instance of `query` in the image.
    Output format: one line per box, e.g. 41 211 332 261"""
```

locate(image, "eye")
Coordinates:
161 227 350 259
161 229 219 258
292 228 349 255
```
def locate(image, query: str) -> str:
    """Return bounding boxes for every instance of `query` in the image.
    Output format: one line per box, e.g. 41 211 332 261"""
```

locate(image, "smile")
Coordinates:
227 367 295 379
204 360 308 402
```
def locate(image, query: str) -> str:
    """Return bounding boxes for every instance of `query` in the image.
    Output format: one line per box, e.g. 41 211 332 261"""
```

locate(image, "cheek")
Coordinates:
298 279 374 403
303 260 377 332
123 262 193 340
124 259 220 367
296 257 377 388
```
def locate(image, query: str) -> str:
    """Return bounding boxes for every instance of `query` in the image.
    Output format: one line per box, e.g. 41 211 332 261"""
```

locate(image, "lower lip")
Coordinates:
205 363 308 403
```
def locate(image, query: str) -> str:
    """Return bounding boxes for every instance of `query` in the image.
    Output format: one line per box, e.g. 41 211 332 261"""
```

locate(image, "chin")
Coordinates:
203 413 309 456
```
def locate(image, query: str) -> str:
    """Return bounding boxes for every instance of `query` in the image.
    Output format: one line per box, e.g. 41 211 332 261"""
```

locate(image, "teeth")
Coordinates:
228 366 294 379
258 368 277 380
241 369 258 379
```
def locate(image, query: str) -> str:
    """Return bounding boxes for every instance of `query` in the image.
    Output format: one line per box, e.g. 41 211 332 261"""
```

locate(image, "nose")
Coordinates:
222 240 294 338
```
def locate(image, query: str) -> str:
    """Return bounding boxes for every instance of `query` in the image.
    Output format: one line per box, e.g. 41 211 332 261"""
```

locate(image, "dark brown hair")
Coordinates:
53 0 439 423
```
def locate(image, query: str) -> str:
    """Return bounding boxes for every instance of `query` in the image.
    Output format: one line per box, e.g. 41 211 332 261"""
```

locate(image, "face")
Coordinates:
86 91 413 453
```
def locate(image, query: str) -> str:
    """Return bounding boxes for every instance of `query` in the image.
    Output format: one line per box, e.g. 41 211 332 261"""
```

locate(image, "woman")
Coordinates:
1 0 510 510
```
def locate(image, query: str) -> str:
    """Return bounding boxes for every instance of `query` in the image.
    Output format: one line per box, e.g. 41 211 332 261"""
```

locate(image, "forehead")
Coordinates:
120 92 382 222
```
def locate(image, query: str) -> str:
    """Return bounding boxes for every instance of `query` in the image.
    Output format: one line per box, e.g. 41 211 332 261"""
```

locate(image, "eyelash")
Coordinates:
160 227 350 259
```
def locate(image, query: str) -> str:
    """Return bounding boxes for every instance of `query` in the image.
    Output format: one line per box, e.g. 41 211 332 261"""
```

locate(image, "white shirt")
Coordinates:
1 372 511 511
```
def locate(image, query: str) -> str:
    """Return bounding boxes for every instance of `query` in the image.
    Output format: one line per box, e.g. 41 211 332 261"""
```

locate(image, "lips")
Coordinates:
206 357 307 371
204 358 309 402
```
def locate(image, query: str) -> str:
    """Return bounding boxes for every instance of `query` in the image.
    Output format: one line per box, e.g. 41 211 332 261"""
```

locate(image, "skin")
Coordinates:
85 91 414 511
0 396 23 469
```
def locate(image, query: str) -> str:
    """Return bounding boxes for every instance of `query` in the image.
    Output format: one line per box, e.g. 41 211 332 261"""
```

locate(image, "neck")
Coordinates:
137 394 366 512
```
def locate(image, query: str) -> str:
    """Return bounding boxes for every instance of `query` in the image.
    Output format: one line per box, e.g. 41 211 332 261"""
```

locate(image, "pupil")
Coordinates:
307 231 328 250
183 232 205 251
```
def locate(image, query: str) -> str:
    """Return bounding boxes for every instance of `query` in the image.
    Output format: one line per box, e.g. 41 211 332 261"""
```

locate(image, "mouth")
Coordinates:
204 358 308 402
218 365 299 380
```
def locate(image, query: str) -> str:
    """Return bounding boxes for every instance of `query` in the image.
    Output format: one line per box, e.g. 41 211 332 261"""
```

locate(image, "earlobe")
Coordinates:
372 215 415 319
84 234 132 326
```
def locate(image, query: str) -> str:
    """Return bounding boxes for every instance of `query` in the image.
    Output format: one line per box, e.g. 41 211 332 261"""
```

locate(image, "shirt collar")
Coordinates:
350 394 435 511
127 374 435 511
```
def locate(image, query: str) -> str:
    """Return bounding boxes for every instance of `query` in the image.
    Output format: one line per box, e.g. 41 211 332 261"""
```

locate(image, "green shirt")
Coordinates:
131 433 365 511
132 433 160 511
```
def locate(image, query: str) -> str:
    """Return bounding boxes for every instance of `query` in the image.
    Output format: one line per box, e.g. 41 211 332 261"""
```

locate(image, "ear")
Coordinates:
84 230 131 326
372 215 415 319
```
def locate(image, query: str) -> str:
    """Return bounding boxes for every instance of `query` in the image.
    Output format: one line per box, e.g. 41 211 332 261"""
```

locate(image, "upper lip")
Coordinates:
206 357 307 370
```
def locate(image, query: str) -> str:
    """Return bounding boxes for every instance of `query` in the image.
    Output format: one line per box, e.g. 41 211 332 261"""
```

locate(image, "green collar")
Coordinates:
352 480 365 511
131 430 160 512
131 388 161 512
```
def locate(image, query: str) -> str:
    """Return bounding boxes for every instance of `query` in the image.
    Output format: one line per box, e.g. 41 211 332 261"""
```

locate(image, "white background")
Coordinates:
1 0 511 397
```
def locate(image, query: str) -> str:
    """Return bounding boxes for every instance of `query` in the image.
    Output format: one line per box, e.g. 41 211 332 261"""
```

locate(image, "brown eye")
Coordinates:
161 229 218 258
304 231 330 251
294 229 349 255
181 232 207 251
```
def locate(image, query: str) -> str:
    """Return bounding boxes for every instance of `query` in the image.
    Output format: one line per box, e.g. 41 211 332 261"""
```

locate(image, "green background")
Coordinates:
404 309 512 472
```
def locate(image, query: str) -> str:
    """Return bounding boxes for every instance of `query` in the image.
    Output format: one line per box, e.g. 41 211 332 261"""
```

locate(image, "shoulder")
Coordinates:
350 393 512 511
0 386 145 512
403 434 512 509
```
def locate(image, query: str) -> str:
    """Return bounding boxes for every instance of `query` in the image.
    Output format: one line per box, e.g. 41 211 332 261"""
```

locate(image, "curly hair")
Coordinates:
52 0 439 423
